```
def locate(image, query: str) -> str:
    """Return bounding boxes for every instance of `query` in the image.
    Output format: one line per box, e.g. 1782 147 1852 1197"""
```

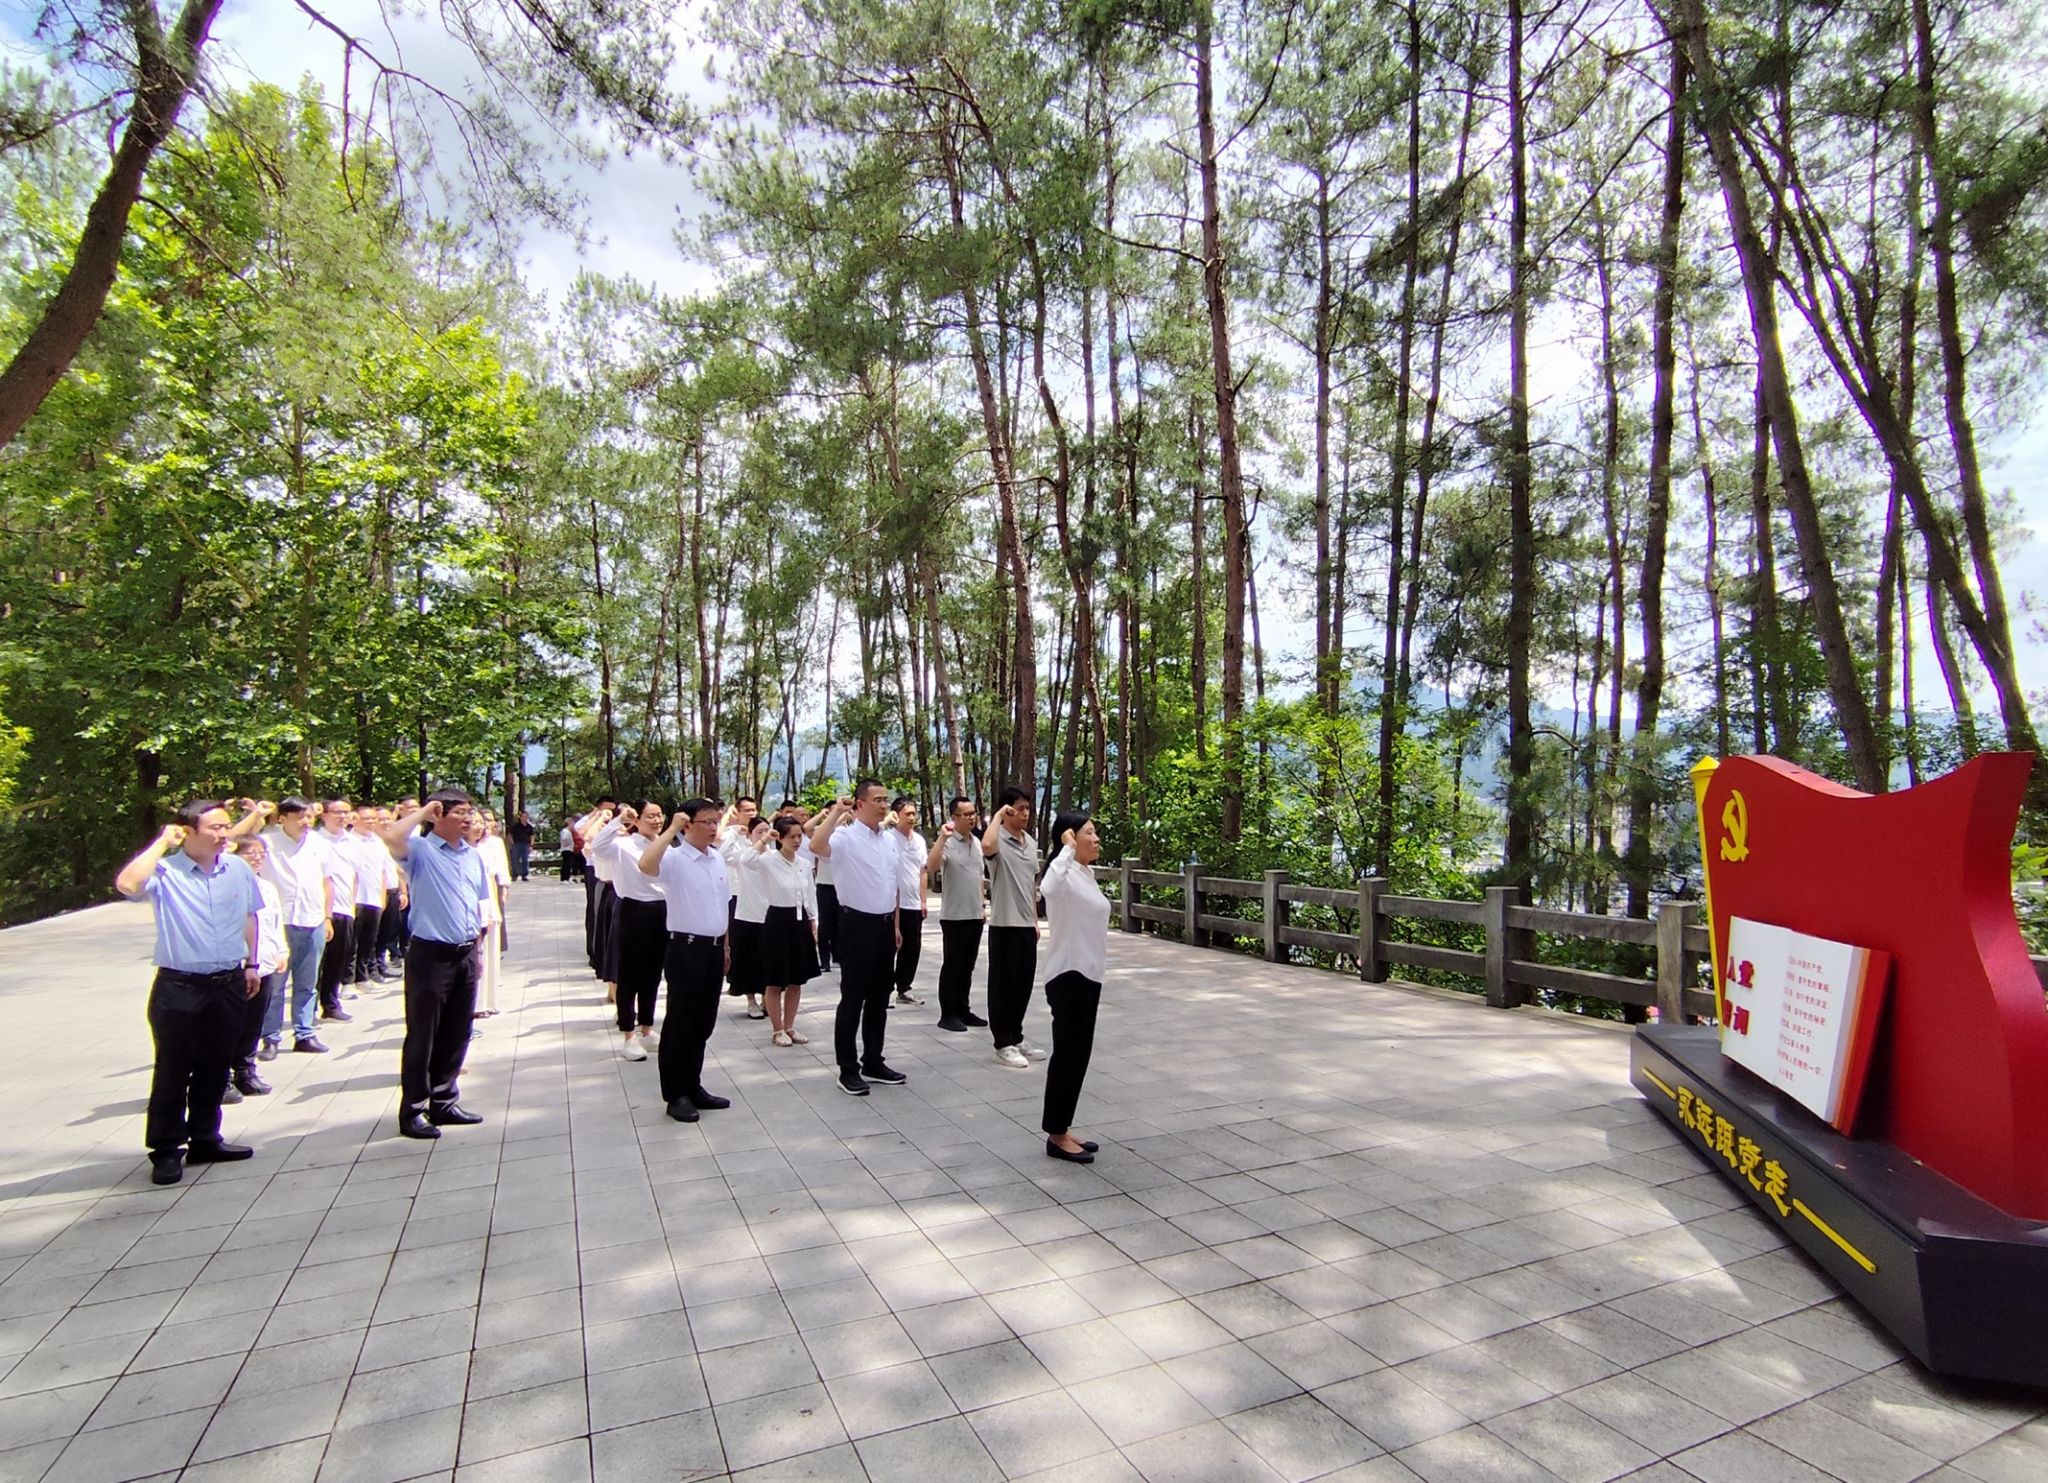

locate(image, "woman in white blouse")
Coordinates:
471 812 515 1019
1040 810 1111 1163
749 815 823 1046
724 816 775 1022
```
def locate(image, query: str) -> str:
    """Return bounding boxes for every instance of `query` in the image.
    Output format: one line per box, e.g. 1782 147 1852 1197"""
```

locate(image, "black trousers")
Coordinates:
585 870 600 965
318 913 355 1011
378 900 408 962
816 884 839 970
238 971 283 1069
146 968 245 1153
615 897 668 1031
658 935 725 1103
1042 971 1102 1135
893 909 923 995
834 908 895 1076
986 925 1039 1049
351 905 384 982
562 849 583 883
401 938 480 1114
937 918 984 1021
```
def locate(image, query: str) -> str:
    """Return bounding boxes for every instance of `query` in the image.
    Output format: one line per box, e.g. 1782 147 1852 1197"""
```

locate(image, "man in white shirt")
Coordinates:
928 796 990 1032
349 806 399 987
889 796 928 1009
983 786 1047 1070
235 796 335 1055
640 799 735 1123
812 779 910 1097
227 832 289 1100
314 798 359 1023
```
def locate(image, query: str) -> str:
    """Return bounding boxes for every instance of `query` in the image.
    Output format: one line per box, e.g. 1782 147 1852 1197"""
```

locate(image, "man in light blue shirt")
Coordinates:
380 788 493 1139
117 800 263 1186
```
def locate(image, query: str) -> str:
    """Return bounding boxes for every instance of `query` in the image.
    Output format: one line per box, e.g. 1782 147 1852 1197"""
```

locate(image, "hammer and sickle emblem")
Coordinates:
1720 790 1750 862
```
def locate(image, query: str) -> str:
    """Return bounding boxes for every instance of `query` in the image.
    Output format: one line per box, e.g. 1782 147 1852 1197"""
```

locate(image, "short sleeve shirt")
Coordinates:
144 850 262 972
938 831 985 921
895 830 927 911
404 832 492 944
988 829 1039 929
826 821 897 915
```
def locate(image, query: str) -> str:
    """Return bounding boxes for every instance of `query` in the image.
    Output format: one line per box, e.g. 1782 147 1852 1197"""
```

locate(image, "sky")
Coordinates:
7 0 2048 730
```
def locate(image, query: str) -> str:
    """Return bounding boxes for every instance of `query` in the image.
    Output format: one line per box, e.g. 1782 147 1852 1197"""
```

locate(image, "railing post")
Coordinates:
1484 885 1529 1009
1120 859 1139 933
1183 862 1202 947
1656 901 1694 1023
1262 870 1287 962
1359 878 1387 982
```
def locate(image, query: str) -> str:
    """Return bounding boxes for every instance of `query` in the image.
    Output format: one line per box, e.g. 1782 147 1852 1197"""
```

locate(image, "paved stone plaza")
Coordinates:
1 881 2044 1482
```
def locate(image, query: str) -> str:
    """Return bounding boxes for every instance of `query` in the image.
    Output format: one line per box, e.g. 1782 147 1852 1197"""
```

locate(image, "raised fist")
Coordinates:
422 800 445 822
161 824 187 849
670 810 693 832
257 800 277 819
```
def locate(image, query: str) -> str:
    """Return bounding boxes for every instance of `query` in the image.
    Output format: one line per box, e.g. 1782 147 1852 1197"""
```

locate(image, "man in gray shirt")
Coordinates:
928 795 990 1032
983 786 1046 1068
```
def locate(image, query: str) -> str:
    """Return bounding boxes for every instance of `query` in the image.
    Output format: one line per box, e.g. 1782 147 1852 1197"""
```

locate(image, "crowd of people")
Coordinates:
118 790 516 1183
565 778 1108 1155
117 775 1112 1185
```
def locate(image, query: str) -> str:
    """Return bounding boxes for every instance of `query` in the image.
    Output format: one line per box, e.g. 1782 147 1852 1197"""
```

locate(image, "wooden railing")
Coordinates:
1093 862 2048 1013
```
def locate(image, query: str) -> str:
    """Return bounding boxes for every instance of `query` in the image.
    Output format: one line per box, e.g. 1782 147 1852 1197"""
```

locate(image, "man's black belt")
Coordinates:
839 906 893 921
669 931 725 945
412 936 478 951
157 966 242 984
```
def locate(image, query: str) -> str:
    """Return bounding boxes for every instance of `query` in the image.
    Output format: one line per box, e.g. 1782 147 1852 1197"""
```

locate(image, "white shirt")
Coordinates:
727 836 771 923
254 876 288 972
259 826 330 929
316 827 358 916
586 818 618 885
1040 846 1110 985
824 818 897 915
350 831 398 908
606 829 666 904
559 826 576 851
893 828 927 911
748 849 819 921
656 839 729 936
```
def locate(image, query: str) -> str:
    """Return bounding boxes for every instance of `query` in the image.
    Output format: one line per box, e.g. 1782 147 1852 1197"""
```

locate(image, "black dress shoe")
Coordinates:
234 1070 272 1096
293 1036 329 1054
1045 1139 1095 1164
220 1083 244 1105
690 1089 730 1110
665 1098 700 1123
861 1064 907 1086
150 1151 184 1185
256 1041 279 1063
1079 1141 1099 1153
187 1141 253 1163
961 1013 989 1027
936 1017 970 1032
321 1006 353 1023
398 1113 441 1139
428 1103 483 1126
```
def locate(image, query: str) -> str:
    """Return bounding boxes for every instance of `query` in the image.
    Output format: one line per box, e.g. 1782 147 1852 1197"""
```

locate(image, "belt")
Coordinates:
411 936 479 951
840 906 893 921
158 966 242 983
669 931 725 946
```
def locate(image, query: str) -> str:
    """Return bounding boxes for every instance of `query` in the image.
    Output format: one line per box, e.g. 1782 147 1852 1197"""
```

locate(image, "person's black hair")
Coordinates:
595 794 617 807
891 794 917 811
634 798 666 820
321 795 351 808
679 797 719 821
277 796 314 817
999 784 1030 810
736 794 758 808
854 776 886 801
1045 809 1094 879
950 795 975 815
777 799 799 811
176 798 229 827
771 814 803 841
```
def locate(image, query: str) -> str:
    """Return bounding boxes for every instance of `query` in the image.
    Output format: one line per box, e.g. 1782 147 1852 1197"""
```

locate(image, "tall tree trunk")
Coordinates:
1672 0 1884 790
1190 399 1209 761
1195 1 1249 848
1503 0 1539 887
0 0 226 448
1626 42 1685 921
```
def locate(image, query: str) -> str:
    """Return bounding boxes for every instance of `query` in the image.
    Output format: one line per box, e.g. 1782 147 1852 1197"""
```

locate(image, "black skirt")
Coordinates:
758 904 821 987
596 882 620 983
726 916 765 996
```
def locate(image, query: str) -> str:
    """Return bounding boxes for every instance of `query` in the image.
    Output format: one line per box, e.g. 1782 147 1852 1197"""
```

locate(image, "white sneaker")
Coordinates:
1018 1039 1048 1061
620 1033 647 1062
995 1046 1032 1070
639 1028 660 1050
